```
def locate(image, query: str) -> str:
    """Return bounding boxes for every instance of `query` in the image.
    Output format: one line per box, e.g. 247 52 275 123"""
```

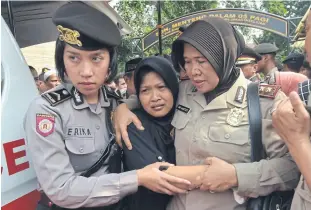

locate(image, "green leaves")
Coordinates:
114 0 310 74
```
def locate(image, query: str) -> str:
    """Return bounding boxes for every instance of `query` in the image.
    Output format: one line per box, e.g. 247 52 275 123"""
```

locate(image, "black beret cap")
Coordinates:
52 2 121 50
125 57 143 74
282 53 305 64
254 43 279 55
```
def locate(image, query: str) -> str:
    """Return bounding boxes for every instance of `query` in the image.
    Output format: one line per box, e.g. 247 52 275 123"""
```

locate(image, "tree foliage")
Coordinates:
114 0 311 72
254 1 310 60
114 0 218 73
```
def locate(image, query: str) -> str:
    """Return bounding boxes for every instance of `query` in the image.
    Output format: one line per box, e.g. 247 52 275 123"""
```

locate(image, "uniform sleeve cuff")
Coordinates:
233 163 261 196
120 170 138 198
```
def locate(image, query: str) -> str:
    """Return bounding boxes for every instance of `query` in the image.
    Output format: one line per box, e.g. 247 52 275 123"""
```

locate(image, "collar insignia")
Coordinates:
71 87 84 106
42 88 71 107
259 84 280 99
234 86 246 104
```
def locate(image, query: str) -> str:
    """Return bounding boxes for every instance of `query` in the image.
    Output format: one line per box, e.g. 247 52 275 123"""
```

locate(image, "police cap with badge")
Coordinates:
52 1 121 50
53 1 121 83
42 2 122 106
254 43 279 55
236 46 262 67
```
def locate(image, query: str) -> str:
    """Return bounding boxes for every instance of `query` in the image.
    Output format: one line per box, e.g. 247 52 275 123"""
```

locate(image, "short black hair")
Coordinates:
284 61 303 73
55 39 118 83
114 74 125 86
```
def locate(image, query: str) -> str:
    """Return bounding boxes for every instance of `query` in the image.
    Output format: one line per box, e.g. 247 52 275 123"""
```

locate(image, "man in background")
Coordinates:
235 46 262 82
254 43 307 95
254 43 279 83
114 74 127 98
38 67 60 93
282 53 305 73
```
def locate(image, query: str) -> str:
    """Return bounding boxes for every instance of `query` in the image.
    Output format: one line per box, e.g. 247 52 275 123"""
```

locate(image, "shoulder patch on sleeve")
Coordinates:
36 114 55 137
259 84 281 99
41 88 71 106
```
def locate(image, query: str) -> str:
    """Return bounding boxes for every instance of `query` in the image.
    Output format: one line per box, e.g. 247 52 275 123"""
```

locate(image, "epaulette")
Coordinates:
103 86 122 100
259 84 281 99
41 88 72 106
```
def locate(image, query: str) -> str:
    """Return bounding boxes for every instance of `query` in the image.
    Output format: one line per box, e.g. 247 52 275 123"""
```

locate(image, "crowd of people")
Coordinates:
29 66 60 93
23 2 311 210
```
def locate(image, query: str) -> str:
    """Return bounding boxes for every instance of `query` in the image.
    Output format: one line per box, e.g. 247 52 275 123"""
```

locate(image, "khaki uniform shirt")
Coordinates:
290 93 311 210
264 67 278 84
291 176 311 210
24 84 138 208
249 74 261 83
167 73 299 210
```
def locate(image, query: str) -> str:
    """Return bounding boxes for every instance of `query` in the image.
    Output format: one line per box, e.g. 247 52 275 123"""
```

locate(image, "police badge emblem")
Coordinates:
57 25 82 47
226 108 245 127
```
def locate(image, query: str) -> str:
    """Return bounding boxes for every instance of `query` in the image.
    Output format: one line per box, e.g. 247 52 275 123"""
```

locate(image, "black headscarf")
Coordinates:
172 17 245 104
133 56 179 160
134 56 179 121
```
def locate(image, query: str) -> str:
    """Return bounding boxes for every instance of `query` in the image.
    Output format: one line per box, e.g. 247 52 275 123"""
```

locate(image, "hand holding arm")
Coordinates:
199 157 238 192
137 162 192 195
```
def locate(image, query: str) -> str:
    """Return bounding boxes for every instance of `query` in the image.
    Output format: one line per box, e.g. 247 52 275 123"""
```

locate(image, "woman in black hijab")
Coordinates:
115 17 299 210
123 56 208 210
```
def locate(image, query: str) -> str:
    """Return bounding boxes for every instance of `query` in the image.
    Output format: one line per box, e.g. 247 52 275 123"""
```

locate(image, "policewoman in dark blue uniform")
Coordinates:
23 2 190 210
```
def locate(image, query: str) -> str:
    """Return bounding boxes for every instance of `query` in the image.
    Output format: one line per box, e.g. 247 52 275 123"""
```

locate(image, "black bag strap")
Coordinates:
80 100 115 178
247 82 264 162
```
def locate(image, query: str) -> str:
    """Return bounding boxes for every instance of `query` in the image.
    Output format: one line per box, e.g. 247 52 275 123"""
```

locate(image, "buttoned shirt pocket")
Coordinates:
64 125 96 171
65 138 96 155
171 109 191 166
208 124 249 146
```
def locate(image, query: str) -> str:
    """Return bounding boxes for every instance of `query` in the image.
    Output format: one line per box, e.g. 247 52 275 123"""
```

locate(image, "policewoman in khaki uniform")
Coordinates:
168 17 299 210
114 17 299 210
23 2 190 210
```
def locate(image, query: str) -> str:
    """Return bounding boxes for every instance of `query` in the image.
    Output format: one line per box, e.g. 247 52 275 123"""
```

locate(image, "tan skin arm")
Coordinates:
163 165 208 190
113 104 209 190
